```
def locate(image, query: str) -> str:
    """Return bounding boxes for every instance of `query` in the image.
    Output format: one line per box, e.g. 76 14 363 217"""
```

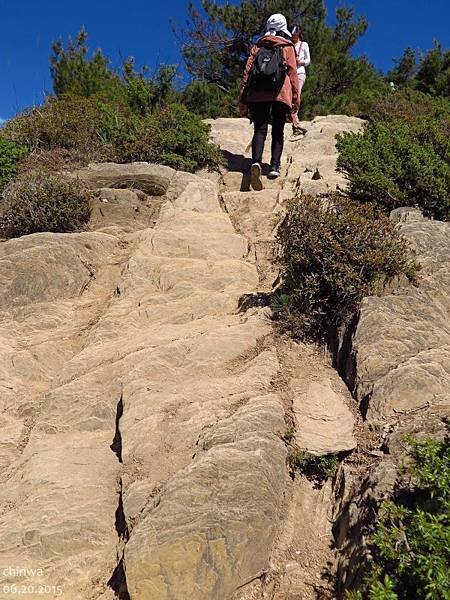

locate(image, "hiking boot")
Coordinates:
292 125 307 136
267 166 280 180
250 162 263 191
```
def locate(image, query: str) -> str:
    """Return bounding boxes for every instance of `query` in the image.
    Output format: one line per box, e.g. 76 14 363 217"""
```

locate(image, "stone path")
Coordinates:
0 115 364 599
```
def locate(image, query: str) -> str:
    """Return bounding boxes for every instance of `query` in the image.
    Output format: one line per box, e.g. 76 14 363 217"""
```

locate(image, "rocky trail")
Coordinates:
1 116 448 600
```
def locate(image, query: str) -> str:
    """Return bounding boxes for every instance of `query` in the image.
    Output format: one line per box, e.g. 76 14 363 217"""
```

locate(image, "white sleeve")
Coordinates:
303 43 311 67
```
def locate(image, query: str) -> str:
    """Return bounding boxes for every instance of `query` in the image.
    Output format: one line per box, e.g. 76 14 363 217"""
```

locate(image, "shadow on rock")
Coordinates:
238 291 273 312
221 149 272 192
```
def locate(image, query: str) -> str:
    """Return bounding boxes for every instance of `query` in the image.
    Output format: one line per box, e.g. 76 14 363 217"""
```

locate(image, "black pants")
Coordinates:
249 101 288 169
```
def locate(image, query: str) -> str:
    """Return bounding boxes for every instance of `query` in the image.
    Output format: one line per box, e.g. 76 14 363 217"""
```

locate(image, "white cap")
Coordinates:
265 13 292 38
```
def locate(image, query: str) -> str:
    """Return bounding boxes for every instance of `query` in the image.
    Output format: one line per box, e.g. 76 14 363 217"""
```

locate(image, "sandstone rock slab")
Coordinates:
292 380 356 455
124 394 286 600
346 209 450 423
74 161 175 195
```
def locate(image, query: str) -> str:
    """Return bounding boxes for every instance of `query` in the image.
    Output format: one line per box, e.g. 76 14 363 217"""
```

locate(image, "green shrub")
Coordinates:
96 100 134 149
18 148 88 174
0 170 91 238
0 138 27 191
119 103 222 172
275 195 418 340
337 90 450 221
337 115 450 220
3 94 107 158
349 437 450 600
289 450 340 481
3 29 221 175
4 96 220 174
365 88 450 124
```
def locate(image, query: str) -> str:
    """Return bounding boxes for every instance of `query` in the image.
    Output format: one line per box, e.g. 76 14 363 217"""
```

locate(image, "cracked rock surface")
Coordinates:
0 116 366 599
0 161 286 599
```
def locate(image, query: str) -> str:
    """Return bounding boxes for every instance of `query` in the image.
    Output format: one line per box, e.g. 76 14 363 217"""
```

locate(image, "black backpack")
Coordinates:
250 45 286 92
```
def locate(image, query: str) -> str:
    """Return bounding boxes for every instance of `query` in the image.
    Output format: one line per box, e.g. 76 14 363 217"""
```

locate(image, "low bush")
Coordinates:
289 450 340 481
4 96 221 174
3 94 108 159
364 88 450 124
348 437 450 600
0 170 91 238
0 138 27 191
18 148 88 174
275 195 418 341
337 116 450 220
337 89 450 221
118 103 222 172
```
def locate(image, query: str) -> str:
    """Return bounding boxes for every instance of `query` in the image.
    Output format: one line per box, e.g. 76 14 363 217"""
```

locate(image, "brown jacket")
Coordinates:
240 36 300 111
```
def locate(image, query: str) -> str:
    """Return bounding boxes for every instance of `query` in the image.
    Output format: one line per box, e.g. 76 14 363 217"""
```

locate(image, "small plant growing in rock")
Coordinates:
283 427 296 443
271 293 292 315
289 450 340 481
0 170 91 238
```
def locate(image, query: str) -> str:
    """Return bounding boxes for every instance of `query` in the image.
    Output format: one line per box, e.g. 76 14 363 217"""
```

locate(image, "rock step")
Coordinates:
292 380 356 455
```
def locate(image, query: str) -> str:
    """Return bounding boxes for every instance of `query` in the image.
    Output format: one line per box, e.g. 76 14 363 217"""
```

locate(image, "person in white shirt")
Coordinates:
291 23 311 135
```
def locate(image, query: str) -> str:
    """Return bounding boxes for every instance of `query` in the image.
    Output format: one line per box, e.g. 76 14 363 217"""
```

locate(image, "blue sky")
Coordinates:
1 0 449 120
